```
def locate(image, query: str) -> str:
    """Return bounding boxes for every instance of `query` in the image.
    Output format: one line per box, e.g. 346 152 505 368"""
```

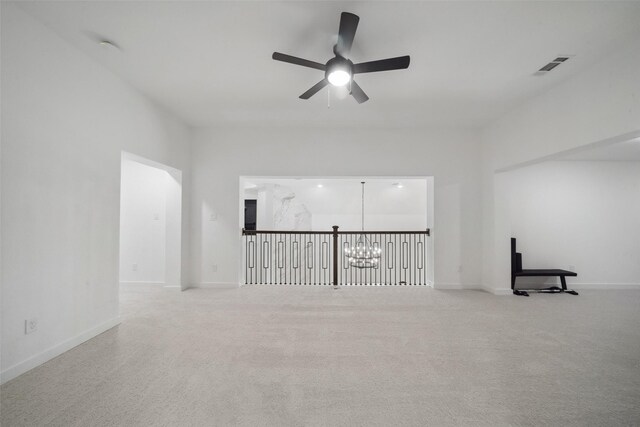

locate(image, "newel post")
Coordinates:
332 225 339 288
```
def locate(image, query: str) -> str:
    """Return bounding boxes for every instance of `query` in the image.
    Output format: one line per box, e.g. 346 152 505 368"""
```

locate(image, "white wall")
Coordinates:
243 178 428 231
119 159 176 285
164 168 183 288
191 127 482 289
502 161 640 288
481 40 640 293
0 4 191 383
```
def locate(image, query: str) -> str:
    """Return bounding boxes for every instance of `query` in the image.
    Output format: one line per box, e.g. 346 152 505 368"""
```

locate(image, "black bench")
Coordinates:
511 238 578 297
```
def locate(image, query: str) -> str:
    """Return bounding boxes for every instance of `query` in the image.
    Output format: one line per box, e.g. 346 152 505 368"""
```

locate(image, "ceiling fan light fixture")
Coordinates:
272 11 410 103
327 69 351 86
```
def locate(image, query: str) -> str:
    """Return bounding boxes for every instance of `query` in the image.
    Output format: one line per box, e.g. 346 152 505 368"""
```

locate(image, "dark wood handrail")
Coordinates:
242 228 430 236
242 229 332 235
328 229 430 236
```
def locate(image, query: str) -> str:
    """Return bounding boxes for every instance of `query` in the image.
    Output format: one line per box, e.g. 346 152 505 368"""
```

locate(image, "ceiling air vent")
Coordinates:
534 55 573 76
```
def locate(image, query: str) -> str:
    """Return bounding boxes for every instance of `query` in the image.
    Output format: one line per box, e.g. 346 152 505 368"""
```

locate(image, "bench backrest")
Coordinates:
511 238 523 276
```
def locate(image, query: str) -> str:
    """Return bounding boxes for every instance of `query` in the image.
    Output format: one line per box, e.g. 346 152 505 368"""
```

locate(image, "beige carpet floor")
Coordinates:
2 285 640 426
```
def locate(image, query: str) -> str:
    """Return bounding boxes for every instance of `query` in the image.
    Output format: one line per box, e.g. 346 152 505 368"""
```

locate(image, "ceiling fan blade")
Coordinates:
350 80 369 104
353 55 410 74
335 12 360 58
299 79 329 99
272 52 326 71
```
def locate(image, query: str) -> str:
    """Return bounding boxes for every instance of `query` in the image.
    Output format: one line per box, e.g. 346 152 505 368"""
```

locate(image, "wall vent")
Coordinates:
534 55 573 76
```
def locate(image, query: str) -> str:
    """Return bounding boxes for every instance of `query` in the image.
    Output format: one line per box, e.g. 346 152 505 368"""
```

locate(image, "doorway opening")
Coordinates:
244 199 257 230
119 152 183 289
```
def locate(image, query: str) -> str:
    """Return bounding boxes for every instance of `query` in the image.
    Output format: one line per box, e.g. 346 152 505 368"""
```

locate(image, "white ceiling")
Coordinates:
560 137 640 162
16 1 640 128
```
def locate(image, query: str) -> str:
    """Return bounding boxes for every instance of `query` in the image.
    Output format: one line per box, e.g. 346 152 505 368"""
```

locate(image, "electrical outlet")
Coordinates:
153 213 160 220
210 213 217 221
25 318 38 335
132 263 138 271
212 264 218 273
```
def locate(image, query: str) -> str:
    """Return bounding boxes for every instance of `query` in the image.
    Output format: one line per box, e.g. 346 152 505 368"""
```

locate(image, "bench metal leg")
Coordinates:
512 275 578 297
559 276 579 295
512 276 530 296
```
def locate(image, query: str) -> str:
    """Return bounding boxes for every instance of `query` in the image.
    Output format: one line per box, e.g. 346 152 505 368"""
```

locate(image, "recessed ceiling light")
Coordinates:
317 184 323 188
393 183 404 188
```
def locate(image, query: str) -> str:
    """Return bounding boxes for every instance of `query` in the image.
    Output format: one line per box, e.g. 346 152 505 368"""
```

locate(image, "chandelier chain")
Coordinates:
343 181 381 269
361 181 365 231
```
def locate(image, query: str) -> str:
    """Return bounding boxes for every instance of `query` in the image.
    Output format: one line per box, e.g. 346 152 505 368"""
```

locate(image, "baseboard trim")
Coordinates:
433 284 512 295
187 283 640 293
192 282 439 289
512 282 640 290
119 281 165 285
339 282 432 287
488 283 640 295
0 316 121 385
487 288 513 296
569 283 640 290
188 282 241 289
434 283 483 290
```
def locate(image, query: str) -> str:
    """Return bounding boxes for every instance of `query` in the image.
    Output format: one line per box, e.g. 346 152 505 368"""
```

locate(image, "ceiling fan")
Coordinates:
272 12 410 104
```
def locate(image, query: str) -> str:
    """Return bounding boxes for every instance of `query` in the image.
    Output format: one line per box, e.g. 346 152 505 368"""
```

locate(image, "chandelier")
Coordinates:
344 182 382 268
